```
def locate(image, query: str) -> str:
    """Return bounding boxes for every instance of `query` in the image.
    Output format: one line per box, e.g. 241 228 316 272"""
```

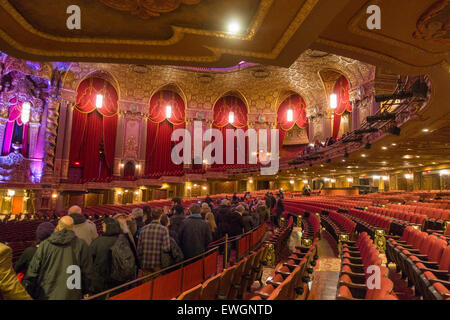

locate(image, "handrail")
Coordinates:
85 222 268 300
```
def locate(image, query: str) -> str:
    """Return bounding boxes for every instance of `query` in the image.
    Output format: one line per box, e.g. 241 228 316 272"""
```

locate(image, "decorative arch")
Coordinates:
332 75 352 139
276 93 309 146
149 83 187 111
145 89 185 176
69 77 118 180
212 90 249 114
75 69 121 100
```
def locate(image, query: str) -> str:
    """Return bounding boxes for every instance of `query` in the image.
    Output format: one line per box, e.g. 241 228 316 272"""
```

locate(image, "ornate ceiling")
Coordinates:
0 0 448 74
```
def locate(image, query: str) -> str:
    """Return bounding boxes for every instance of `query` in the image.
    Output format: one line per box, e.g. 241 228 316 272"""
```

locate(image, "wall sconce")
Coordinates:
330 94 337 109
117 191 122 195
287 109 293 122
166 105 172 119
228 111 234 124
249 179 253 183
202 186 207 190
302 180 308 184
289 180 295 185
135 191 139 195
21 102 31 124
96 94 103 109
404 173 412 179
52 193 58 199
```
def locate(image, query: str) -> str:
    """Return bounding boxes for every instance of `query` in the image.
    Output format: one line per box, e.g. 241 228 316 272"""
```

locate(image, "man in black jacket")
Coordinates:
177 204 212 260
89 217 124 294
22 216 94 300
226 205 245 237
274 194 285 228
215 199 231 238
169 205 185 245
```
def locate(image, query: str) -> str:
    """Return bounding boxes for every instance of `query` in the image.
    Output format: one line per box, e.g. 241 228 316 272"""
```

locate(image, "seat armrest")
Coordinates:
429 278 450 288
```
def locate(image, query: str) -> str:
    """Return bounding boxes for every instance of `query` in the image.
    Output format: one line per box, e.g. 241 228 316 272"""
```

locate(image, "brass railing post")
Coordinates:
264 243 275 267
296 215 302 228
338 233 349 255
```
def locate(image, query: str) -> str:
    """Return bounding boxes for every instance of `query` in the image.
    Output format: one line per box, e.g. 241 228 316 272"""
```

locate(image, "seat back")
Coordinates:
177 284 203 300
200 274 221 300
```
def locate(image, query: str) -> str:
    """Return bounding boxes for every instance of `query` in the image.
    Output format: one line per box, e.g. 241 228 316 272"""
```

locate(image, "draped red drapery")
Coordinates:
277 94 309 146
145 90 185 175
332 76 352 139
2 97 29 156
69 77 118 179
212 96 248 166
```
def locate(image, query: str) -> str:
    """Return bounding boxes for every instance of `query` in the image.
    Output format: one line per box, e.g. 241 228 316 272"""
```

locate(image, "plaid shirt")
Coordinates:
137 222 170 270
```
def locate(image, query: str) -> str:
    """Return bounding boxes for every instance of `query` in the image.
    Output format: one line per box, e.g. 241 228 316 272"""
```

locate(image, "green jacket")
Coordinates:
22 229 94 300
0 243 32 300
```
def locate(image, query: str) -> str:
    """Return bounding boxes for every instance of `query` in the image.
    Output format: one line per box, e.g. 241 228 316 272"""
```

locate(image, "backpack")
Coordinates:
110 234 136 282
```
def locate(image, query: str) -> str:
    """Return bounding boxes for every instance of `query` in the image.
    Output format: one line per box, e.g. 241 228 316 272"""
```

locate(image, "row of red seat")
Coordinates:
386 226 450 300
337 232 397 300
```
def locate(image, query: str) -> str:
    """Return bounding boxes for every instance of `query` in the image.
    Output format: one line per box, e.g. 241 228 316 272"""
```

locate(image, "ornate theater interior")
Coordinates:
0 0 449 302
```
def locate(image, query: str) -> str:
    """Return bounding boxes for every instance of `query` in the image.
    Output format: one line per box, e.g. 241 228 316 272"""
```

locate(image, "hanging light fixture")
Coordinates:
166 105 172 119
21 102 31 124
96 94 103 109
287 109 293 122
330 94 337 109
228 111 235 124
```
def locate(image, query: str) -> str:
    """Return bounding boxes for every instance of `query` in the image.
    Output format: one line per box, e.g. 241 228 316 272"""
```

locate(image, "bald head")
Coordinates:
68 205 82 215
57 216 74 231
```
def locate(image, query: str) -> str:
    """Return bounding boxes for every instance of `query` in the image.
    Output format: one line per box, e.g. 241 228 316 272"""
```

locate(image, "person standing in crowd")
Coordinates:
22 216 94 300
227 205 245 237
169 204 185 244
201 203 218 240
137 209 170 275
14 222 55 275
242 206 255 233
204 194 212 206
131 208 145 243
250 205 260 227
170 197 184 217
274 193 285 228
256 200 270 225
215 199 231 238
0 243 32 300
68 206 98 246
142 205 152 225
177 204 212 260
89 217 132 294
113 213 137 256
232 193 238 204
159 215 184 268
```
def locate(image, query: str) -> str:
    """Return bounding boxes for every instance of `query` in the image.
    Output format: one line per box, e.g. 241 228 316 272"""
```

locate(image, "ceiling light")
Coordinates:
361 154 366 158
135 191 139 195
330 94 337 109
440 170 449 176
52 193 57 199
342 159 346 162
202 186 207 190
347 178 353 182
391 143 397 146
117 191 122 195
404 174 412 179
302 180 308 184
287 109 293 122
402 155 413 159
7 189 15 197
382 176 389 181
372 175 380 179
382 146 387 150
249 179 253 183
422 128 429 132
96 94 103 109
289 180 295 184
227 21 240 34
330 178 336 183
166 105 172 119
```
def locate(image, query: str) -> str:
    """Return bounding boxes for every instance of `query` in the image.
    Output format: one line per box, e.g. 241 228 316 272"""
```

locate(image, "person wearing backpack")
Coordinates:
89 217 135 294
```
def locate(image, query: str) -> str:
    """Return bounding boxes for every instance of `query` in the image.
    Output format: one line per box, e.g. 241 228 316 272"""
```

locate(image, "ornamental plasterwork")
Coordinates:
60 50 375 116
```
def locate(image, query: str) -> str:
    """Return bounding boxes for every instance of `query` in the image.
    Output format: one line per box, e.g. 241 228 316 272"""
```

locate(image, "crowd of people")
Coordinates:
0 193 283 300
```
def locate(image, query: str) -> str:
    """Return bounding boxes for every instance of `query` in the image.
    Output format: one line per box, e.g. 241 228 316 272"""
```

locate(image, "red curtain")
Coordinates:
145 91 185 175
212 96 248 167
2 98 29 156
277 94 308 146
332 76 352 139
69 77 118 179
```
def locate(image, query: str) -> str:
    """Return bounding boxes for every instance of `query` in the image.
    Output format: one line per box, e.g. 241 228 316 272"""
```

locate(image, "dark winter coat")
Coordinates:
22 229 94 300
169 214 186 244
275 198 285 216
14 245 38 274
161 237 184 268
177 215 212 260
224 211 244 237
242 212 255 233
215 205 231 237
89 222 123 294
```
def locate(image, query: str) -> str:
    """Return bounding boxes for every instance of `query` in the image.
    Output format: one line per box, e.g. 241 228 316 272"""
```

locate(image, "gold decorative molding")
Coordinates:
413 0 450 45
98 0 201 19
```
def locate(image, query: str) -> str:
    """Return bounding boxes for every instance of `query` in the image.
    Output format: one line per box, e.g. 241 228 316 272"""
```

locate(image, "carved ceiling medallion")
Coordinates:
98 0 201 19
413 0 450 44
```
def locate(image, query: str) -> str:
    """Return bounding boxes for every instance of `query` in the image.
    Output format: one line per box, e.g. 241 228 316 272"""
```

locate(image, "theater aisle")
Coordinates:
307 234 340 300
